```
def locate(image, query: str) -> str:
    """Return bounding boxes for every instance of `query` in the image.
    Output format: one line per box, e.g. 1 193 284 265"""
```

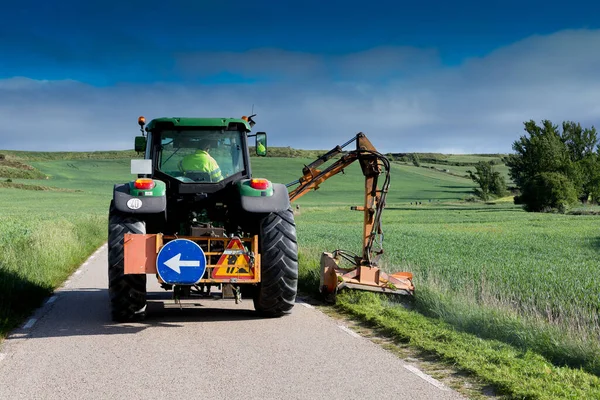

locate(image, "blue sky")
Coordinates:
1 0 600 152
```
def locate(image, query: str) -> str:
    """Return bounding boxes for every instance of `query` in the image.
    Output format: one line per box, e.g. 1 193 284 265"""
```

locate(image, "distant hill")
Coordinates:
0 150 138 162
388 152 513 185
0 147 513 185
1 147 330 161
1 148 510 163
389 152 508 165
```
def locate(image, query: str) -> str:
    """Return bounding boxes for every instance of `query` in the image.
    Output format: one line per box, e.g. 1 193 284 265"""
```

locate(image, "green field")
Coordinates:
1 151 600 398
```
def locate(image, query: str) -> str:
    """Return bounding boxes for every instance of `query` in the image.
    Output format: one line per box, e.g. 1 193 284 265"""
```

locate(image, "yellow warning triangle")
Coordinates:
211 237 254 279
227 239 244 251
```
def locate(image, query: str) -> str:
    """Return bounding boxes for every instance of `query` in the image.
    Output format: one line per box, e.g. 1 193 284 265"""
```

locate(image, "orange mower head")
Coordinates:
319 251 414 301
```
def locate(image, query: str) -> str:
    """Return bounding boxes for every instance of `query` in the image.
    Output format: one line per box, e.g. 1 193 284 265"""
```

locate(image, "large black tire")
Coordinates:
108 201 147 322
253 207 299 317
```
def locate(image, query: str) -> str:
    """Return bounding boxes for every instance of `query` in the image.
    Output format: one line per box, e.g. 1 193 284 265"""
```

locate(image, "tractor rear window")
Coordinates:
157 130 245 183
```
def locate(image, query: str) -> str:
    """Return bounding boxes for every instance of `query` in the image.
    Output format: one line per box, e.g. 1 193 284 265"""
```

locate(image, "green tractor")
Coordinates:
107 115 298 322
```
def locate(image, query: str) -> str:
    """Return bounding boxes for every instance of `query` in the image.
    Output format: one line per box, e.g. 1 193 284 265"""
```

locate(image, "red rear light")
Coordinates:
250 178 269 190
134 178 155 190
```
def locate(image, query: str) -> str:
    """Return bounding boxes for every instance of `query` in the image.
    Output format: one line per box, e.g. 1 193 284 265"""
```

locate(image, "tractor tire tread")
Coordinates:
108 201 147 322
254 207 299 317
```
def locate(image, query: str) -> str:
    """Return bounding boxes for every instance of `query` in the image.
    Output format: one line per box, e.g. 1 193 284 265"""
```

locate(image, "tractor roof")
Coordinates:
146 117 252 132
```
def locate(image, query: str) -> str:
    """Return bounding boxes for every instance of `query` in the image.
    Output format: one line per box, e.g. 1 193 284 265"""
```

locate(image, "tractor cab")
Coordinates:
134 116 267 194
157 129 244 183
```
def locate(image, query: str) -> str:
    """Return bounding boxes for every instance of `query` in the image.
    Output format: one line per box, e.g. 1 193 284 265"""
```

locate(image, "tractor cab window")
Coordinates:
157 130 245 183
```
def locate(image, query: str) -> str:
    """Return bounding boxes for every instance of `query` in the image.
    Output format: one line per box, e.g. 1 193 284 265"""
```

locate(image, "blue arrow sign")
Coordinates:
156 239 207 285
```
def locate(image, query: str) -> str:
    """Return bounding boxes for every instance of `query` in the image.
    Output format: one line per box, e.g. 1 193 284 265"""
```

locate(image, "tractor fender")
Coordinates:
241 183 291 213
113 183 166 214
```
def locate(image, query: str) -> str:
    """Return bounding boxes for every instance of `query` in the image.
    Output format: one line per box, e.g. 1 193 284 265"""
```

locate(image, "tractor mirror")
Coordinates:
256 132 267 157
131 159 152 175
134 136 147 153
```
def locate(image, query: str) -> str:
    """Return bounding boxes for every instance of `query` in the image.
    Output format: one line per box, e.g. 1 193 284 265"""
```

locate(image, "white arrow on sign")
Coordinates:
163 253 200 274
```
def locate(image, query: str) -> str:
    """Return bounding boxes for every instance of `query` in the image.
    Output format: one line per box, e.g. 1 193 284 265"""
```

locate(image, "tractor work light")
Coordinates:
134 178 155 190
250 178 269 190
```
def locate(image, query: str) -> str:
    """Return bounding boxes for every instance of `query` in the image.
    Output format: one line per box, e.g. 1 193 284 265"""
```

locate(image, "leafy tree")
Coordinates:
467 161 507 201
506 120 573 187
506 119 599 212
560 121 599 202
561 121 598 162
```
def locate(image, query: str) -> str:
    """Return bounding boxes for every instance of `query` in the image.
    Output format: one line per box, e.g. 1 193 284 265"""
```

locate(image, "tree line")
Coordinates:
468 120 599 212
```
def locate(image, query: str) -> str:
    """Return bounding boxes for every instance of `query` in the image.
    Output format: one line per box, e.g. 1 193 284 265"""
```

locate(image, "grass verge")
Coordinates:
334 292 600 399
0 215 106 336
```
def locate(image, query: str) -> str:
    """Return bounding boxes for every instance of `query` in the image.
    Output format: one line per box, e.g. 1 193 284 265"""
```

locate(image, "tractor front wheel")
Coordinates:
108 201 147 322
253 207 299 317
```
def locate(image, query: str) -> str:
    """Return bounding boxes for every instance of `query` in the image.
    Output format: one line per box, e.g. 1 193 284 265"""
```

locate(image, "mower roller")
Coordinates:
107 115 413 322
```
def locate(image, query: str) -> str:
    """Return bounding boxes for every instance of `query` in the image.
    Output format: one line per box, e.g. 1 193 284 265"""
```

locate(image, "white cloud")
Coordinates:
1 29 600 153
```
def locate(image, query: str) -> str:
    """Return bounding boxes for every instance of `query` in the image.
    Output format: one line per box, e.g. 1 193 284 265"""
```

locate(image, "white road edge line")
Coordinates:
297 300 314 309
83 262 89 266
403 364 449 391
338 325 361 338
74 270 82 275
45 295 57 305
23 318 37 330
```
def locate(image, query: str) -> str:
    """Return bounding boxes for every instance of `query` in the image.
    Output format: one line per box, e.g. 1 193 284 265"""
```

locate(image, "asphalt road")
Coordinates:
0 244 465 400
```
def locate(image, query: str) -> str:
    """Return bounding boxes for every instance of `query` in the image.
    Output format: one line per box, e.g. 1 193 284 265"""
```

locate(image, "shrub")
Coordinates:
411 153 421 167
519 172 578 213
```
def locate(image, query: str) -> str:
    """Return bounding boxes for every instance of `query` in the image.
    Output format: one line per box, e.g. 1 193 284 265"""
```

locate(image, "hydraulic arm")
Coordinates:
286 133 414 299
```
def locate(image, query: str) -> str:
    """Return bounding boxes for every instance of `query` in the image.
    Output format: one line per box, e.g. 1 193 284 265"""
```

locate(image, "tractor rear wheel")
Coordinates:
108 201 147 322
253 207 299 317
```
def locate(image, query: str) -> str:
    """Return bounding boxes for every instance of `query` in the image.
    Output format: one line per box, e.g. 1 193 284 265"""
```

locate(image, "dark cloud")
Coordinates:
176 49 326 82
175 46 441 82
1 30 600 154
332 46 442 80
